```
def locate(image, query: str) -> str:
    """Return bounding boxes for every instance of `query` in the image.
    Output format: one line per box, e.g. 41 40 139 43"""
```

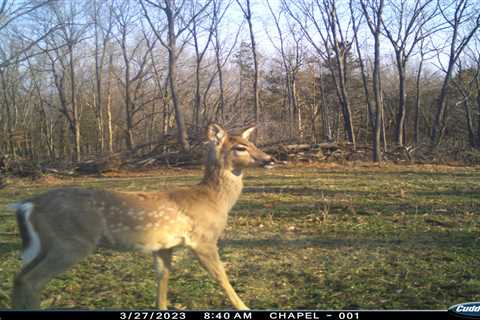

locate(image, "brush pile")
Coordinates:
263 143 348 162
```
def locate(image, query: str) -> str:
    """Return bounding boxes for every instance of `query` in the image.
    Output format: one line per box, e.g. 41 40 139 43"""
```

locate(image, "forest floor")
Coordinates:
0 163 479 310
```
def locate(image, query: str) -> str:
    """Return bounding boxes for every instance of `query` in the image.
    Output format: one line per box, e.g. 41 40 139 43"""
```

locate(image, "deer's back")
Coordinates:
25 185 235 253
27 187 194 252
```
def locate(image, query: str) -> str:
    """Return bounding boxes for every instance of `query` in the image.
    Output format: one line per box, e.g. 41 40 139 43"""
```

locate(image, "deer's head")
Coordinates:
206 123 273 174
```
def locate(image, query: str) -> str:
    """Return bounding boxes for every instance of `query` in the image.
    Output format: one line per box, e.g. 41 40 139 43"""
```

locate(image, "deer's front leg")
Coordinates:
192 244 249 310
153 249 172 310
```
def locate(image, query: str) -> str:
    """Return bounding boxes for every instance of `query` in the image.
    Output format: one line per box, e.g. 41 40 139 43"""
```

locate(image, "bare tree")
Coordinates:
141 0 211 152
0 0 58 69
148 43 171 142
350 1 374 135
25 55 57 159
359 0 385 162
236 0 260 125
113 0 156 150
430 0 480 148
42 2 88 162
187 0 214 131
0 38 55 159
474 37 480 148
91 0 114 153
414 35 429 145
105 53 115 153
210 0 242 122
0 59 20 159
451 56 480 148
282 0 357 148
381 0 437 147
266 0 304 140
211 0 227 120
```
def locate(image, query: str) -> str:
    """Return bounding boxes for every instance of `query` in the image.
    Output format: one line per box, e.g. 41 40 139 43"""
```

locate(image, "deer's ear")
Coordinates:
241 126 256 140
207 123 227 145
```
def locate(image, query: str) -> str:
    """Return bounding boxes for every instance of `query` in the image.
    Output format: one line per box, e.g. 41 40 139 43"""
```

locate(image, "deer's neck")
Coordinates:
201 161 243 213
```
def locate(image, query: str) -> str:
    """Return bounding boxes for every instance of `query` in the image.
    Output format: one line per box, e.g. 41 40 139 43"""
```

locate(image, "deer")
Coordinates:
8 123 273 310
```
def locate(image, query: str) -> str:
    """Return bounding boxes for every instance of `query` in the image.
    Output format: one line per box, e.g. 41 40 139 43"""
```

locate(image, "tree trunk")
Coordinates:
318 67 332 141
475 78 480 148
212 0 225 121
335 53 355 149
463 98 476 148
414 58 423 145
381 97 387 152
0 70 17 160
194 57 201 130
94 0 105 154
124 57 134 150
190 14 213 131
69 46 81 162
355 42 374 131
243 0 260 124
120 25 134 151
166 1 190 152
364 0 385 162
106 54 114 153
395 61 406 146
192 20 201 130
431 71 452 147
214 44 225 121
327 2 355 149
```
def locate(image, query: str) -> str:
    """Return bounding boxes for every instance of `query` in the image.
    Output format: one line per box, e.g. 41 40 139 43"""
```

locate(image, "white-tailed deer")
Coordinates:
8 124 273 310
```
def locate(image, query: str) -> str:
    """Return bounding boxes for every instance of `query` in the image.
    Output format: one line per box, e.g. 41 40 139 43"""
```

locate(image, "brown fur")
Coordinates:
9 124 272 310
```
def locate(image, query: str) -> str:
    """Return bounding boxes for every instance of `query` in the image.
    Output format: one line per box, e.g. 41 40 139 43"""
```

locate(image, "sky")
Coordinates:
2 0 478 78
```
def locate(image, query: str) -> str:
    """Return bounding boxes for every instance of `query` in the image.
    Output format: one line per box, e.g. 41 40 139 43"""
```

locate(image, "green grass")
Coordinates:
0 163 479 309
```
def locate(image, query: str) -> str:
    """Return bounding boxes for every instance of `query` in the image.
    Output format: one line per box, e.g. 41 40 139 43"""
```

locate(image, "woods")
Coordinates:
1 0 480 167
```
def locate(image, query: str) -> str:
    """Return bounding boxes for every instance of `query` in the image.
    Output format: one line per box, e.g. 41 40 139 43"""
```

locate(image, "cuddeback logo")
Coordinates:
449 302 480 319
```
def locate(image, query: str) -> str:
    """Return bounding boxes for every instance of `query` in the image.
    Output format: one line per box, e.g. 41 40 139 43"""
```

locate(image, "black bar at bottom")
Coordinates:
0 310 458 320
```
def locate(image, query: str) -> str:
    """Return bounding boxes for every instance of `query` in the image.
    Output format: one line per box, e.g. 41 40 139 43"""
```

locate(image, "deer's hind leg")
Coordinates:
12 242 94 309
153 249 173 310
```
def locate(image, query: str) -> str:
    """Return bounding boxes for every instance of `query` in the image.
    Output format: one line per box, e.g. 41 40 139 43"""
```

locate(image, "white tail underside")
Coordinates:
10 202 40 266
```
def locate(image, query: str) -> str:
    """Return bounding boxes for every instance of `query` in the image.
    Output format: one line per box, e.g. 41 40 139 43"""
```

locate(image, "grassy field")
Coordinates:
0 163 479 310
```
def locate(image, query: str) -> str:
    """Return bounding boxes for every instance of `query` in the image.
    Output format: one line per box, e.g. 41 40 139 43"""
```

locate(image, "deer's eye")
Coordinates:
234 146 248 152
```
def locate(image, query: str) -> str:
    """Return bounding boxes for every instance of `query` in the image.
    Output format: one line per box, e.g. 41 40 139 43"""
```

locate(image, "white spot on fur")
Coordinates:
15 203 40 266
149 211 163 217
